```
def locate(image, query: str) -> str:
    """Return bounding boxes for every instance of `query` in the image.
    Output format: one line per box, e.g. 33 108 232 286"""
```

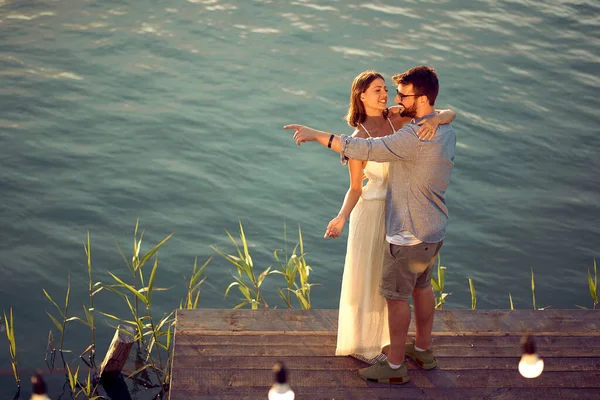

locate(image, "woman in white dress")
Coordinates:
325 70 455 364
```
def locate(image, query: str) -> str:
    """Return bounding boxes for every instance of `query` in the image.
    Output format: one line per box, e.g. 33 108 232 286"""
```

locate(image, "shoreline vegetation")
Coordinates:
1 221 598 399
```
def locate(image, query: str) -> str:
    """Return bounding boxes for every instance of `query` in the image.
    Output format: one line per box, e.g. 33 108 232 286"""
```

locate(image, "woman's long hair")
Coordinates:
344 70 388 128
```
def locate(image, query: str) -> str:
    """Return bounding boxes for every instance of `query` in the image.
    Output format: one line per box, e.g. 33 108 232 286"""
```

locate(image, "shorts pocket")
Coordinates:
387 243 397 259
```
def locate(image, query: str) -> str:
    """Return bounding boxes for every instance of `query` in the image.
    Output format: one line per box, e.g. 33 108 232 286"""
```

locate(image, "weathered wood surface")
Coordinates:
100 324 135 376
170 309 600 400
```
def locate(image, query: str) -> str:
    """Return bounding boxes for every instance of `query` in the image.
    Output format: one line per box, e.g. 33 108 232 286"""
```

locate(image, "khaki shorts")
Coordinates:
379 241 443 301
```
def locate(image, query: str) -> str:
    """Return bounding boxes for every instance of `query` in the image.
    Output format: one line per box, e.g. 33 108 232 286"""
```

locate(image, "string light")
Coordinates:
268 362 295 400
30 372 51 400
518 334 544 379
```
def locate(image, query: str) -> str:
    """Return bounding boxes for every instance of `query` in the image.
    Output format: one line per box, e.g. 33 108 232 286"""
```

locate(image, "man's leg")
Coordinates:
411 241 442 350
358 297 411 384
357 244 412 384
412 285 435 350
385 298 411 365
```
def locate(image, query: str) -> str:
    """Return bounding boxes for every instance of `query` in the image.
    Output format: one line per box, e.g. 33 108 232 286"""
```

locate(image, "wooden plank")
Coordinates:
431 335 600 348
174 332 337 347
169 387 600 400
172 342 600 358
172 368 368 388
174 332 600 350
176 309 338 332
430 309 600 336
170 386 433 400
172 367 600 389
173 343 333 356
406 369 600 388
175 309 600 336
172 354 600 372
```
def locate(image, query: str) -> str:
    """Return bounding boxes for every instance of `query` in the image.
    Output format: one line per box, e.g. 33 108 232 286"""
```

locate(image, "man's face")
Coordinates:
394 83 419 118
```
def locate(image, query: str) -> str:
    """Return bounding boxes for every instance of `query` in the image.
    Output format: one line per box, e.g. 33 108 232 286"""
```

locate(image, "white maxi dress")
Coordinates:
335 122 391 362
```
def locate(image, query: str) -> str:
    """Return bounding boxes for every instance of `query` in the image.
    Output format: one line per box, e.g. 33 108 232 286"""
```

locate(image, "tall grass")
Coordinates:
431 255 450 309
80 232 98 367
531 268 537 310
180 257 211 310
39 220 181 398
3 308 19 389
588 258 598 309
214 222 317 310
99 219 175 394
468 278 476 310
43 274 75 368
272 226 316 310
212 221 273 310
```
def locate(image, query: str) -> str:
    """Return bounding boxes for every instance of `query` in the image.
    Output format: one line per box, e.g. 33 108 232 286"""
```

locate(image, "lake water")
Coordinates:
1 0 599 397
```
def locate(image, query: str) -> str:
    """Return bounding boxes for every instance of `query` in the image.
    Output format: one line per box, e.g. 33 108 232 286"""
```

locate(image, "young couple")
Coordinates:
284 66 457 384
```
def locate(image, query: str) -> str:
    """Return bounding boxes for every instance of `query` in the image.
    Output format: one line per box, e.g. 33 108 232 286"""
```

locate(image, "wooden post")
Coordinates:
100 324 135 377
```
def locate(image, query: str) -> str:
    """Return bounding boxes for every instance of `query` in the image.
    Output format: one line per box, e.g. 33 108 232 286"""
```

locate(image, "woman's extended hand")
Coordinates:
416 114 441 141
325 215 347 239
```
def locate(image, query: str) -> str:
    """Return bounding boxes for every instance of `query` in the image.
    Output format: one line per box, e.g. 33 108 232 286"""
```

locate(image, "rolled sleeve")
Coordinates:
340 134 370 165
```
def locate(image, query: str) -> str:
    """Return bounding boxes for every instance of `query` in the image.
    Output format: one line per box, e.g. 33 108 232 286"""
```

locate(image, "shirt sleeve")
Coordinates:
340 125 420 164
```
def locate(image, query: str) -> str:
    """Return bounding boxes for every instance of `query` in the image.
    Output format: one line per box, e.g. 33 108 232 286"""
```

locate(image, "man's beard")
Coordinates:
400 103 417 118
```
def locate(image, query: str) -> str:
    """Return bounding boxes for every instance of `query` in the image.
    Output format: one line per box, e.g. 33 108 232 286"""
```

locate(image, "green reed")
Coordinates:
100 219 175 394
180 256 211 310
3 308 19 389
272 225 316 310
43 273 74 368
431 254 450 310
588 258 598 309
212 221 274 310
82 232 98 367
273 223 295 308
531 268 537 310
468 278 477 310
214 222 317 310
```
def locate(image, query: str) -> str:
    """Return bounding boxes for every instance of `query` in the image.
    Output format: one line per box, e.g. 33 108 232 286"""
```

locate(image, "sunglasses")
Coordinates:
395 90 421 101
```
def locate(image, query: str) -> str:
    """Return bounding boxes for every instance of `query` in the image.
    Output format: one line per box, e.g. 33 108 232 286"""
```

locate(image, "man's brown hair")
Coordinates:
392 66 439 106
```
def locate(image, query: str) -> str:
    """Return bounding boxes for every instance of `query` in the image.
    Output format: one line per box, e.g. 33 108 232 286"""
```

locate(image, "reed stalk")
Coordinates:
213 221 274 309
468 278 477 310
588 258 598 310
3 308 19 388
431 254 450 309
531 268 537 310
180 257 211 310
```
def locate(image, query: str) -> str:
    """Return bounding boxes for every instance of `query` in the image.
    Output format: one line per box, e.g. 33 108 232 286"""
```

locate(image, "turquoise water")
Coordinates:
1 0 599 396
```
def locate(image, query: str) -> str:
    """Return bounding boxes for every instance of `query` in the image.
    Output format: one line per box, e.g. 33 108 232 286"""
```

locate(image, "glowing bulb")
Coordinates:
269 362 295 400
519 334 544 379
268 383 295 400
30 372 51 400
518 353 544 378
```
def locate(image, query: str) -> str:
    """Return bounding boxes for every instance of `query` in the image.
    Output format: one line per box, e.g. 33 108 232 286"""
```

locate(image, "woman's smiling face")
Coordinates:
360 78 388 114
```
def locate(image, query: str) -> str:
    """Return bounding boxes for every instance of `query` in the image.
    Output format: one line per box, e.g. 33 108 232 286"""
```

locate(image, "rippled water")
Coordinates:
1 0 599 396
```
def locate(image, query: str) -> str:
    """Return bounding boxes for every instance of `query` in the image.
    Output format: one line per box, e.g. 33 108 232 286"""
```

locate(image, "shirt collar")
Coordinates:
411 112 437 125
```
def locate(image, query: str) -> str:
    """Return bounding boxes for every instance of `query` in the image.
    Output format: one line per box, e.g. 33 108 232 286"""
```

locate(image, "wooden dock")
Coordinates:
169 309 600 399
